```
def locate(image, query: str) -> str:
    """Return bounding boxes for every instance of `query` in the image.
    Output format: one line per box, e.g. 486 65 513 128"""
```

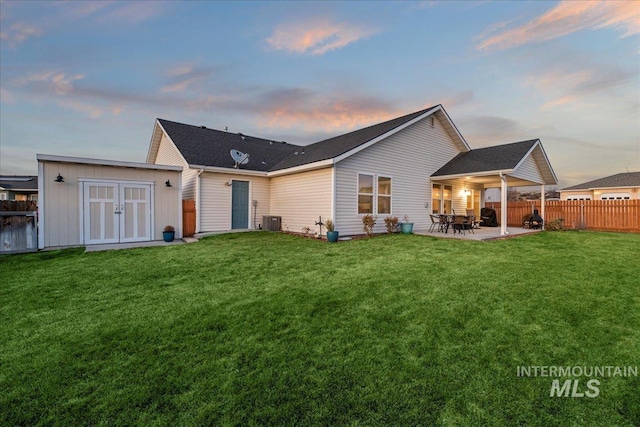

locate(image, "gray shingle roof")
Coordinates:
158 119 299 172
270 106 438 171
0 176 38 191
561 172 640 190
159 106 439 172
431 140 538 177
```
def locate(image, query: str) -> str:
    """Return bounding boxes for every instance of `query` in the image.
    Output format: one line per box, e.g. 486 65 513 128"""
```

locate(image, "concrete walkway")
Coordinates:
84 239 190 252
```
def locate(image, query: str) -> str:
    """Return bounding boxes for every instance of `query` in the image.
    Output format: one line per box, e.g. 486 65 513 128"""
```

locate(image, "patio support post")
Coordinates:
500 173 508 236
540 184 545 225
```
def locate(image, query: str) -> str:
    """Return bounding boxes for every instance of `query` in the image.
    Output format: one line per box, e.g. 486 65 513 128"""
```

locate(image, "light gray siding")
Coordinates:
335 115 464 235
199 172 269 232
155 133 198 199
182 168 199 200
511 154 544 184
269 167 333 234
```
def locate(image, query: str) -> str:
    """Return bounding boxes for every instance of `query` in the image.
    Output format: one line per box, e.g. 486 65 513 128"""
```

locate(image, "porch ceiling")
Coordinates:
432 172 543 188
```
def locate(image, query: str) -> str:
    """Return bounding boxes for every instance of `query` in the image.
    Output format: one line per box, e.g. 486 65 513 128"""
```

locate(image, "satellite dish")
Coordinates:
230 149 249 168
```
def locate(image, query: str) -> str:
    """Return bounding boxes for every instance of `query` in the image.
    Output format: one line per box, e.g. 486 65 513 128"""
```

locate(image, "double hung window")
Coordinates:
358 174 392 215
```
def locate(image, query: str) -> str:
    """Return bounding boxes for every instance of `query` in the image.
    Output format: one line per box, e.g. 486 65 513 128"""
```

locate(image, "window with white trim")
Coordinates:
443 185 453 214
432 184 441 214
377 176 392 214
358 174 392 215
358 174 374 214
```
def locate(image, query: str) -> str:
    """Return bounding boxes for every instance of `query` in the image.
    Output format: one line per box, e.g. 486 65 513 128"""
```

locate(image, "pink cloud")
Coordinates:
16 71 85 95
161 65 215 93
0 22 41 46
477 1 640 51
258 99 398 131
0 87 15 104
266 18 376 55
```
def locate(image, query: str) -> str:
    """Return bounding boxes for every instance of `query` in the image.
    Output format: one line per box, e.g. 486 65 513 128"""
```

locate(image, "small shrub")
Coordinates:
545 218 564 231
325 219 335 232
302 226 312 235
362 214 377 236
163 225 175 232
384 216 399 234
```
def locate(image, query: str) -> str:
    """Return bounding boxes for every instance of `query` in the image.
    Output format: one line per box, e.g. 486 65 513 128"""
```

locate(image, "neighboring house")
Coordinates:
559 172 640 201
36 155 182 249
148 104 557 236
0 175 38 202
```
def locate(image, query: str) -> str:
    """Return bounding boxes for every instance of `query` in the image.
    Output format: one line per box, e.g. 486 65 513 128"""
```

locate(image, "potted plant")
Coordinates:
326 219 339 243
163 225 175 242
400 215 414 234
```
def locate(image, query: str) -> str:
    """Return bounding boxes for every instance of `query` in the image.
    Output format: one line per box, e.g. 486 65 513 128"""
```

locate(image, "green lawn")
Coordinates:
1 231 639 426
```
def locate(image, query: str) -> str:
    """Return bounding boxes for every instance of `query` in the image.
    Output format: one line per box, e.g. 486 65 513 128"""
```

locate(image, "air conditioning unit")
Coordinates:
262 215 282 231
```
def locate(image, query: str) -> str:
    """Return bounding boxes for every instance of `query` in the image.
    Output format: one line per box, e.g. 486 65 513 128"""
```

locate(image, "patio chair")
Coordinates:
429 214 441 232
440 214 453 233
466 209 479 231
452 215 468 235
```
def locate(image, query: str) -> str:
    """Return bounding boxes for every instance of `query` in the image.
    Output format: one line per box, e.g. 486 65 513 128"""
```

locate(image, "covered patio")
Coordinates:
430 139 558 236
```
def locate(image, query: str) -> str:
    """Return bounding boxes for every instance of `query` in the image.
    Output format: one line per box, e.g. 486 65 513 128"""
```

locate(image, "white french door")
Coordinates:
83 182 152 244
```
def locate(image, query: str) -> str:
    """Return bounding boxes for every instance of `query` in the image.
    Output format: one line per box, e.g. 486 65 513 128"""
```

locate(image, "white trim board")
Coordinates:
37 154 182 171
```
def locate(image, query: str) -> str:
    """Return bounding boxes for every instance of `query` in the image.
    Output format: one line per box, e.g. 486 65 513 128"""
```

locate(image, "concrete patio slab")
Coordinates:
84 239 186 252
414 226 542 241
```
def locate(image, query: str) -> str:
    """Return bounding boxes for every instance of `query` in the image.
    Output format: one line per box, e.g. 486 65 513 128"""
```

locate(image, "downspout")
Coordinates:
196 169 204 233
331 165 336 228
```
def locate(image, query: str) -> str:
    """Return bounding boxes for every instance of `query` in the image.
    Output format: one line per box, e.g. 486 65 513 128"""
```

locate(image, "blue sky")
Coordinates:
1 0 638 187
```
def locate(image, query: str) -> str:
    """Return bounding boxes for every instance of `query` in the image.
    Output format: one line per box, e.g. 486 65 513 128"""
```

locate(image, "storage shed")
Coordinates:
37 154 182 249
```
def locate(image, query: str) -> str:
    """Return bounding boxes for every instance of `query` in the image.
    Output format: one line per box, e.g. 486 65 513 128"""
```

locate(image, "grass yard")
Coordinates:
1 231 639 426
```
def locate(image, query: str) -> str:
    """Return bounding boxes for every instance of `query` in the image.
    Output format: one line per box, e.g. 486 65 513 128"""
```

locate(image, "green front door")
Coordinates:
231 181 249 229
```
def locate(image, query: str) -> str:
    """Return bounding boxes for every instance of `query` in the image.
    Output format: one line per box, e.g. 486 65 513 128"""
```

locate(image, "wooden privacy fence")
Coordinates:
488 200 640 232
1 201 39 254
182 199 196 237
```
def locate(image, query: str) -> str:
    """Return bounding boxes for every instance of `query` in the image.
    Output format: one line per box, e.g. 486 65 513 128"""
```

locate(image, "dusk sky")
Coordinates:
1 0 638 188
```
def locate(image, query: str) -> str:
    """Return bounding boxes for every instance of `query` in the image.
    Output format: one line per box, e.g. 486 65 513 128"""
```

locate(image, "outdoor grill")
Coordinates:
525 209 544 229
480 208 498 227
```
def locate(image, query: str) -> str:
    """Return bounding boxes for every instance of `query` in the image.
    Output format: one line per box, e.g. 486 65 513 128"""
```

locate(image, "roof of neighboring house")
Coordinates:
431 140 539 176
0 175 38 191
561 172 640 191
154 105 447 172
